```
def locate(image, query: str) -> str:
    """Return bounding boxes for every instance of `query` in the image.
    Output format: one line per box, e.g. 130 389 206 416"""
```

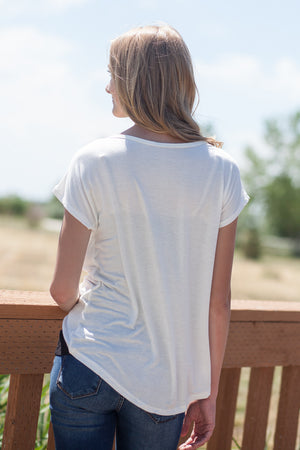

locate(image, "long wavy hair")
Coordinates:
109 25 222 147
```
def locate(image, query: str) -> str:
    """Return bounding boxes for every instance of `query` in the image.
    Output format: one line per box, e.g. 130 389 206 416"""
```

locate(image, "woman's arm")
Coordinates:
50 209 91 312
179 218 238 450
208 218 237 401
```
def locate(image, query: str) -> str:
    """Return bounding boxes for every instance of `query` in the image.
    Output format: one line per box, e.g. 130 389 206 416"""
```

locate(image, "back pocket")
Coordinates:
57 354 102 399
146 411 185 424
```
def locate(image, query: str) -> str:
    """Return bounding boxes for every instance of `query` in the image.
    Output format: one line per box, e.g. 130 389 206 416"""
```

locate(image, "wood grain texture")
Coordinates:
230 299 300 322
0 290 66 319
242 367 275 450
3 373 44 450
1 291 300 321
1 318 299 374
47 422 55 450
273 366 300 450
224 322 300 367
206 368 241 450
0 319 62 373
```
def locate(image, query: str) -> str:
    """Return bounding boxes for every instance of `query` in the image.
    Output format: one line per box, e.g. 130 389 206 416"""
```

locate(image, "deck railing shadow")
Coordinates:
0 290 299 450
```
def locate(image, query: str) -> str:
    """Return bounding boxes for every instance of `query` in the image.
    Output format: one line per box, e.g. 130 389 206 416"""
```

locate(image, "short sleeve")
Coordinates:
53 151 98 230
219 160 249 228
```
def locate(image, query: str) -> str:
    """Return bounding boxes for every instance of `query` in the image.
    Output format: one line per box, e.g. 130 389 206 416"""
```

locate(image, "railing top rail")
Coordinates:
0 290 66 319
230 299 300 322
0 289 300 321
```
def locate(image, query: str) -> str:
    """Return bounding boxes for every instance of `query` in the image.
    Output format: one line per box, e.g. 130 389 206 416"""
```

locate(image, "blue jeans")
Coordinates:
50 355 185 450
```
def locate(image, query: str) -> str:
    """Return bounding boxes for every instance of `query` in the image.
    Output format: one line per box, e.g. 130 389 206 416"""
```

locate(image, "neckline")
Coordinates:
112 134 208 148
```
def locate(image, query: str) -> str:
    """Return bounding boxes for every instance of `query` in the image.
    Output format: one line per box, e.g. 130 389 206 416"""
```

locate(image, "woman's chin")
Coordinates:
113 109 128 118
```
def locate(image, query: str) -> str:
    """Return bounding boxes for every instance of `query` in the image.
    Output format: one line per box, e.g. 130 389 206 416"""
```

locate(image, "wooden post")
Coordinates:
3 373 44 450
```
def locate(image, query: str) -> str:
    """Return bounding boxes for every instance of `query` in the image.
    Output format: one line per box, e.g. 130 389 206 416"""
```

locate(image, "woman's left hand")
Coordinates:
178 397 216 449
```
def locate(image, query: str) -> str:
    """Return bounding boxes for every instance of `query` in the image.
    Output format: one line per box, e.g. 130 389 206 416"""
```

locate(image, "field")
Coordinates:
0 216 299 449
1 216 300 302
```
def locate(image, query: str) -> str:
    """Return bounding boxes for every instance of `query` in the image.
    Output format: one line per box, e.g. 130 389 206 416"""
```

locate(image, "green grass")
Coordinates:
0 374 10 448
35 376 51 450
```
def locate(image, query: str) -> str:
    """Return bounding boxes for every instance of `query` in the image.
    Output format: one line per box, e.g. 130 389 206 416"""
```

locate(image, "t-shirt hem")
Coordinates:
65 344 209 416
53 187 95 231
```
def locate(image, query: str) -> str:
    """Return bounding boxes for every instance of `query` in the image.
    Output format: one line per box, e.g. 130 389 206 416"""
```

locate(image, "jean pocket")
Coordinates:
57 354 102 399
146 411 185 424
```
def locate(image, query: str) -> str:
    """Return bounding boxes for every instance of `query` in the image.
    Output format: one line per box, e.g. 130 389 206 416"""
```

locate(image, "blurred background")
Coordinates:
0 0 299 300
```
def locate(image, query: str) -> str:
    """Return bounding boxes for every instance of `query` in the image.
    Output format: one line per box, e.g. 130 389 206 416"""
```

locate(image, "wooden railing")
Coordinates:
0 290 299 450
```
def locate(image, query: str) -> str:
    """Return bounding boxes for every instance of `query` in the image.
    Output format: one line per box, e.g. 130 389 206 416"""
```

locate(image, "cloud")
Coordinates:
193 54 300 161
0 27 76 133
0 26 114 136
133 0 185 10
47 0 89 10
0 0 89 16
195 54 300 110
0 26 129 199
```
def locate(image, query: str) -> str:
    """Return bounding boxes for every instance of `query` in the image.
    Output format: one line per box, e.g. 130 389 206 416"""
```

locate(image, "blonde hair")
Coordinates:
109 25 222 147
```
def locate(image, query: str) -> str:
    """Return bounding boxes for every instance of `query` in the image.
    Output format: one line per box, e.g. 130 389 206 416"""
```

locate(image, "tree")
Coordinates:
45 195 64 220
0 195 28 216
265 174 300 240
243 110 300 255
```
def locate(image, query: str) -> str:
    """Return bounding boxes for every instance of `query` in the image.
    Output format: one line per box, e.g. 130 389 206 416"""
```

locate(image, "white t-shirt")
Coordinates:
53 134 249 415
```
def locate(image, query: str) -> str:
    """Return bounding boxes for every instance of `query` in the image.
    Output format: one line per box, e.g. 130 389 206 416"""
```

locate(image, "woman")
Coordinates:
49 24 249 450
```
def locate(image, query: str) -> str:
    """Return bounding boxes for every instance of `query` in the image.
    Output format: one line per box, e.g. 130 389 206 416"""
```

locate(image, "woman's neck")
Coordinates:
121 124 186 144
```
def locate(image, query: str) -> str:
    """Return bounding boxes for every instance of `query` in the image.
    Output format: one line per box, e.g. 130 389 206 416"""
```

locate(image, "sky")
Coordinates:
1 0 300 200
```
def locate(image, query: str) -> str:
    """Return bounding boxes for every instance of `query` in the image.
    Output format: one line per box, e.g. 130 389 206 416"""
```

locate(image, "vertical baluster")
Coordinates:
206 367 241 450
47 421 55 450
241 366 274 450
3 373 44 450
273 366 300 450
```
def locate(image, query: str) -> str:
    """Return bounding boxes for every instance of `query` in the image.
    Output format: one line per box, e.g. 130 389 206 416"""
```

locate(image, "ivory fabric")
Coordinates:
53 134 249 414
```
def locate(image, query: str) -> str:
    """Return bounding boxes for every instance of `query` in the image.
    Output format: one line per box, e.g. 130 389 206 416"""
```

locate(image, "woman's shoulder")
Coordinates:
207 144 240 169
72 135 127 162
